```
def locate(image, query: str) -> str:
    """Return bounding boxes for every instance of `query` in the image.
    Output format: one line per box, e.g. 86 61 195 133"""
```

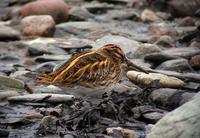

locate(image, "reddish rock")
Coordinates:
189 41 200 48
20 0 69 24
148 23 178 37
178 17 195 27
21 15 56 37
169 0 200 17
190 55 200 69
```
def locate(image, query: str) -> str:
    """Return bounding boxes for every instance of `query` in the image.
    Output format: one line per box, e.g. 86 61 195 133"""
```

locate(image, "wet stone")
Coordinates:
189 55 200 69
106 127 137 138
179 92 196 105
68 7 94 21
141 9 160 22
189 41 200 48
0 54 20 62
142 112 165 124
99 9 140 21
26 43 67 57
0 24 20 41
0 90 19 100
163 47 200 59
35 62 56 73
127 71 185 88
9 70 36 82
95 35 141 54
0 75 25 89
20 0 69 24
147 93 200 138
38 85 62 93
34 54 71 63
84 2 115 14
144 52 177 65
156 58 192 72
169 0 200 17
177 16 195 27
21 15 56 37
154 35 175 48
56 21 105 37
0 63 16 75
134 43 161 58
148 23 178 37
149 88 196 109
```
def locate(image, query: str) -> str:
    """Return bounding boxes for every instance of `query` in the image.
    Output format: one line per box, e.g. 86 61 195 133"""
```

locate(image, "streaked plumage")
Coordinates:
36 44 147 88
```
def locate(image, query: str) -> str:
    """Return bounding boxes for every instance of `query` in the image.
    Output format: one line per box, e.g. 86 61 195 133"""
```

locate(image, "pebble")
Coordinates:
169 0 200 17
106 127 137 138
177 16 195 27
134 43 161 58
34 54 71 63
0 63 16 75
156 58 192 72
101 9 140 21
0 24 20 41
39 85 62 93
0 90 19 100
147 92 200 138
148 23 178 37
189 41 200 48
189 55 200 69
35 62 56 73
56 21 104 37
20 0 69 24
0 75 25 89
154 35 175 48
163 47 200 59
68 7 94 21
8 93 75 103
149 88 196 109
9 71 35 82
21 15 56 37
141 9 160 22
26 42 66 56
144 52 177 65
127 71 185 88
95 35 141 54
142 112 165 124
84 2 114 14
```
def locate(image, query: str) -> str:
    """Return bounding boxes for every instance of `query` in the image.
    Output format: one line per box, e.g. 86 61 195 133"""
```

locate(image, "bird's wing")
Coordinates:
57 52 112 87
37 50 111 87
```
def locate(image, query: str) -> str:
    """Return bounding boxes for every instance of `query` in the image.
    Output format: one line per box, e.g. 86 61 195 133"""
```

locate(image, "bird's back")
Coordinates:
36 50 123 88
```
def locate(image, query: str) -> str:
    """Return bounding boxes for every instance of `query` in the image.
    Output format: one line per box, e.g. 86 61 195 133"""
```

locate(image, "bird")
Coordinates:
36 44 148 88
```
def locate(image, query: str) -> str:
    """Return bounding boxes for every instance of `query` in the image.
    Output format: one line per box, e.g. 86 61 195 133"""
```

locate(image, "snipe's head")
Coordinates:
98 44 126 63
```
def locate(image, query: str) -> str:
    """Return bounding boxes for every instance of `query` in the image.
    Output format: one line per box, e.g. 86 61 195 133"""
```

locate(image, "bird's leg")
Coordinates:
124 57 149 74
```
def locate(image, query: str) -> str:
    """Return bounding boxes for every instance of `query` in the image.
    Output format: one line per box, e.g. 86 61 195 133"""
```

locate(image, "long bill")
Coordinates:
124 58 149 74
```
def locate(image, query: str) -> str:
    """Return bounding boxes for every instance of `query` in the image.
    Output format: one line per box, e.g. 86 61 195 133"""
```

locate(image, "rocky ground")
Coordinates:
0 0 200 138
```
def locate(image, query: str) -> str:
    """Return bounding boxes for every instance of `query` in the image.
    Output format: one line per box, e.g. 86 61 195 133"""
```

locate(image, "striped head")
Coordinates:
98 44 126 63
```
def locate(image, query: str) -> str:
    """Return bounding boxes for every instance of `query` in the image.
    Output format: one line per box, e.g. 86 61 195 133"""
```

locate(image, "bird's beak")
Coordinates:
124 57 149 74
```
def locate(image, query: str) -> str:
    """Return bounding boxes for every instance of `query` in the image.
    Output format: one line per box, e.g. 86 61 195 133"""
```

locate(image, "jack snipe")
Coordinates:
36 44 148 88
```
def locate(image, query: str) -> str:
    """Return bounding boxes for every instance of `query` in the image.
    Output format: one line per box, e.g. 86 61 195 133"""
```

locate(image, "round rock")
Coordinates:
134 43 161 58
189 55 200 69
20 0 69 24
21 15 56 37
141 9 160 22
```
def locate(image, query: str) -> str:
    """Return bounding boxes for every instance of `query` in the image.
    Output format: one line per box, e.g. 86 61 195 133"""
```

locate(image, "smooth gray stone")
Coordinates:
156 58 192 71
0 75 24 89
163 47 200 59
0 24 20 41
147 92 200 138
